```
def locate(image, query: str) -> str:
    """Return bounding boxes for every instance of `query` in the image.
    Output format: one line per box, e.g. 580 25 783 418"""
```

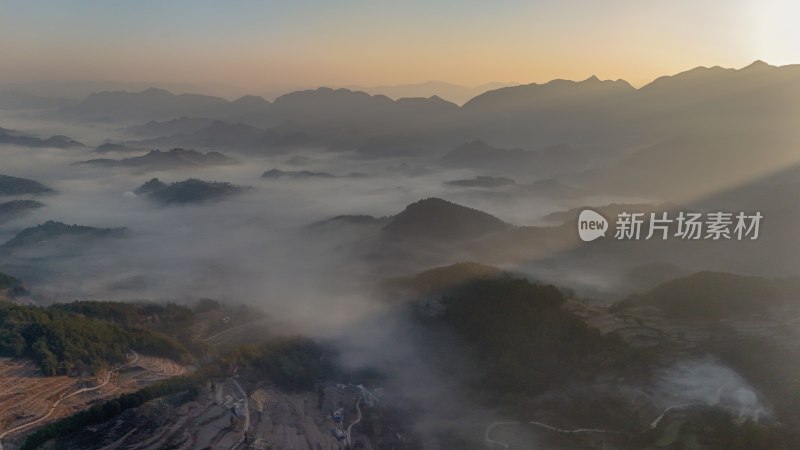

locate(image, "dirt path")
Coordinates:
0 350 139 448
230 378 249 450
346 393 363 446
484 400 705 449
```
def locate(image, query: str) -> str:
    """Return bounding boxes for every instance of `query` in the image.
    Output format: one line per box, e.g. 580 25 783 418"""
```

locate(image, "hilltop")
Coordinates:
0 127 84 149
411 276 630 397
135 178 249 205
1 221 127 251
384 261 505 296
383 198 509 241
262 168 335 179
0 174 54 196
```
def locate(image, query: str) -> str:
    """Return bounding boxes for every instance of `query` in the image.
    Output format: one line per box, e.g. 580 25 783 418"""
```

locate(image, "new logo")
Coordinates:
578 209 608 242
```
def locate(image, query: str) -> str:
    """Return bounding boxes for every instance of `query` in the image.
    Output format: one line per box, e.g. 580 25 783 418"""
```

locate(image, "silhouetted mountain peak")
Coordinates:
231 95 271 107
0 173 55 196
383 197 509 241
742 60 773 71
464 75 635 110
0 127 84 149
65 88 230 121
639 62 786 92
140 87 172 96
275 87 393 106
76 147 234 170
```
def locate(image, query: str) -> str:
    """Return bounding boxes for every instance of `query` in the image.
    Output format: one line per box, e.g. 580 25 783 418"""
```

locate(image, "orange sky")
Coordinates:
1 0 798 94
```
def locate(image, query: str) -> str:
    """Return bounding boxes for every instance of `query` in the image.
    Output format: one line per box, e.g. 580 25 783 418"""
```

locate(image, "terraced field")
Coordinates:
0 359 81 432
0 354 188 449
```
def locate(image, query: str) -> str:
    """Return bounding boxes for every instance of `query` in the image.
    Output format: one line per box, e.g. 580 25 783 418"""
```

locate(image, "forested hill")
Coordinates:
0 301 192 375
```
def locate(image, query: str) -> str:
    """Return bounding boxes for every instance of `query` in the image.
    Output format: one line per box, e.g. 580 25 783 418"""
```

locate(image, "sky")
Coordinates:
1 0 799 94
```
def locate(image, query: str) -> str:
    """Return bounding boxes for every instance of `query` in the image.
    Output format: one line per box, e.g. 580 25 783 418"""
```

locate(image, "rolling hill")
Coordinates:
0 127 84 149
1 221 128 251
0 174 54 196
134 178 249 205
382 197 510 241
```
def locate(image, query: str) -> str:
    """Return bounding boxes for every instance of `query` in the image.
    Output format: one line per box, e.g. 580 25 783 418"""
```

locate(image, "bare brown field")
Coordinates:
135 356 187 377
0 358 82 433
0 354 188 444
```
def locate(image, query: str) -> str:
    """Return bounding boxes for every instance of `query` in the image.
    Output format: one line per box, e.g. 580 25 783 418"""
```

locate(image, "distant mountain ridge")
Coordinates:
261 168 335 179
345 80 516 104
124 117 216 138
462 75 635 111
1 220 127 251
50 62 800 195
57 61 800 127
129 120 313 154
0 174 54 196
76 148 235 170
0 127 84 149
58 87 238 121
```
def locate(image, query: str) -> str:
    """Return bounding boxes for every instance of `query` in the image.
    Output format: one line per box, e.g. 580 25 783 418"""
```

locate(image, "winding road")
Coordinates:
484 401 709 449
0 350 139 449
345 394 363 447
230 378 250 450
485 420 626 449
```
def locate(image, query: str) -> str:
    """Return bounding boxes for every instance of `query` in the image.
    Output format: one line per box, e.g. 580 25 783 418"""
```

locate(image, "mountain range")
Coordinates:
33 61 800 201
75 148 235 171
0 127 84 149
346 80 516 105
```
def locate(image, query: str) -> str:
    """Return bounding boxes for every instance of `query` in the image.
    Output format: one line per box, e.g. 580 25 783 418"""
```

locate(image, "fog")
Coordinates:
0 117 536 447
650 357 769 422
0 114 621 308
0 98 792 448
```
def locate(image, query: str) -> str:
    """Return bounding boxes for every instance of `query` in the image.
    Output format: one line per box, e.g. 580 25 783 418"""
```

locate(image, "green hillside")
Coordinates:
422 277 629 396
0 301 191 375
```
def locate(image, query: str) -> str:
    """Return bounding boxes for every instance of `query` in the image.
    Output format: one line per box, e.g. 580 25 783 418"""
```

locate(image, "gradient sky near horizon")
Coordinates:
1 0 798 94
